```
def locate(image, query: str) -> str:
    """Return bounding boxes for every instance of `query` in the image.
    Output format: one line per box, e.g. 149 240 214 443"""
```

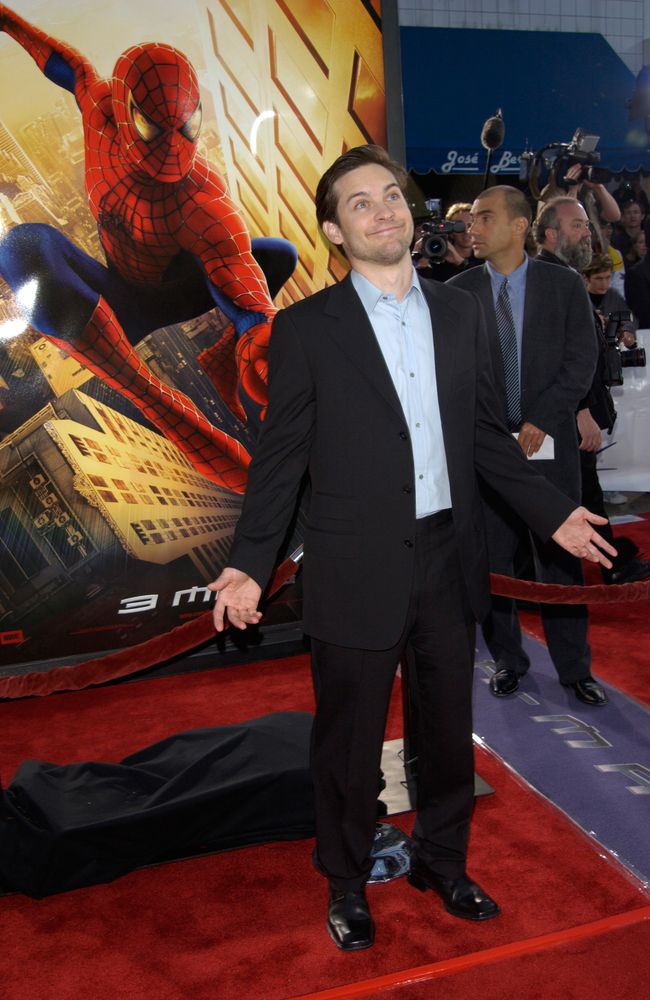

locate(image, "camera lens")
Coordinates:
422 234 448 260
620 347 646 368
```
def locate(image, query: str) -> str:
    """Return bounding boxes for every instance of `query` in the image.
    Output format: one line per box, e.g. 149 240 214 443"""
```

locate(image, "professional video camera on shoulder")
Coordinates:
602 310 647 386
417 198 466 261
520 128 607 199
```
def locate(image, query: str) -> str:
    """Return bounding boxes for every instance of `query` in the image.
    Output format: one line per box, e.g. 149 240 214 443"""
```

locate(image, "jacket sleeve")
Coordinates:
624 265 650 328
227 308 315 588
523 271 598 434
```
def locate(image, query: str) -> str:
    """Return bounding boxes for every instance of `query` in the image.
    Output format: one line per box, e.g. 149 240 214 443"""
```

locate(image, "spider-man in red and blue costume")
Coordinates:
0 5 296 491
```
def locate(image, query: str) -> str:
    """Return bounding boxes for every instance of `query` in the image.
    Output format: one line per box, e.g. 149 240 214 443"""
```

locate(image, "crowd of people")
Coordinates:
416 174 650 309
418 173 650 517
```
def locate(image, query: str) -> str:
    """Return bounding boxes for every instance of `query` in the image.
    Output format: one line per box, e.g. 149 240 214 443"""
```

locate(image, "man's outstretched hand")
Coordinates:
552 507 617 567
208 567 262 632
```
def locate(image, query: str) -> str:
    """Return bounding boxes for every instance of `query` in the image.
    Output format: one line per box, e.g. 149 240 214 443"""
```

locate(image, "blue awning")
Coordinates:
401 27 650 175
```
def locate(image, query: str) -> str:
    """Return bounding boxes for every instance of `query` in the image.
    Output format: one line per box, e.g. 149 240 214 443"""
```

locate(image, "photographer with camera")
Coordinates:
536 209 650 585
562 162 620 220
612 178 650 215
414 201 480 282
533 129 620 221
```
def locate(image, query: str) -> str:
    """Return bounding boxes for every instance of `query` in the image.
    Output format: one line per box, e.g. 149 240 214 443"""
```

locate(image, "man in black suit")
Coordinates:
450 187 607 707
209 148 613 952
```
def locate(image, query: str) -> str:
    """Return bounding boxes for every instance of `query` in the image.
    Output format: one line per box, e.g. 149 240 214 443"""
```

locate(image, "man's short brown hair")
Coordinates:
582 253 614 277
474 185 532 224
315 144 409 228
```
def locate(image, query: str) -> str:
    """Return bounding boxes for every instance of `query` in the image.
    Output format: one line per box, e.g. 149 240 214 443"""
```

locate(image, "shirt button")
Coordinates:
415 422 421 428
404 539 413 548
418 474 424 480
410 372 415 378
402 484 413 493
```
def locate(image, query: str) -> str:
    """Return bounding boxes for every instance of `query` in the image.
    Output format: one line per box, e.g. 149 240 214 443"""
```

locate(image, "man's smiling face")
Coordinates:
322 163 414 268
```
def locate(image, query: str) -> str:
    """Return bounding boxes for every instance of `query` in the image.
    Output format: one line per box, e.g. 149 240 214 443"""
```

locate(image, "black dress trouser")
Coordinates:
480 476 591 685
310 511 476 892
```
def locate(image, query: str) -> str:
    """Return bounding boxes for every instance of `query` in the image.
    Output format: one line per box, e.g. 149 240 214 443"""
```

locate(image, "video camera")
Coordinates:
416 198 466 261
520 128 608 199
602 310 647 386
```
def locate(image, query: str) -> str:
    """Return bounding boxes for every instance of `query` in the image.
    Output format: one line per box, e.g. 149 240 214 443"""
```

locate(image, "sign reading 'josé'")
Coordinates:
439 150 522 174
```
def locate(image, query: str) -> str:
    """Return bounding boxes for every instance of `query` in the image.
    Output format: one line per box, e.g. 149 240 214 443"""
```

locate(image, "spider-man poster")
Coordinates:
0 0 387 670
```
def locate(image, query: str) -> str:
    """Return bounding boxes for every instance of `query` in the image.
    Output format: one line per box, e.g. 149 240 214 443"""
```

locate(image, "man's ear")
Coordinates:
513 216 529 238
323 219 343 246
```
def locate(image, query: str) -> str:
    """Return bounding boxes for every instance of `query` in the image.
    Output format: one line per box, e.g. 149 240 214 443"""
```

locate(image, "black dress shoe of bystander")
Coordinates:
327 888 375 951
489 667 520 697
607 558 650 585
408 861 501 920
566 677 608 706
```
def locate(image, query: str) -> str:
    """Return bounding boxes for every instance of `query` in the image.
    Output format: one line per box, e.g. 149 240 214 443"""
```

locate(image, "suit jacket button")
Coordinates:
399 431 408 440
404 539 413 548
402 485 412 493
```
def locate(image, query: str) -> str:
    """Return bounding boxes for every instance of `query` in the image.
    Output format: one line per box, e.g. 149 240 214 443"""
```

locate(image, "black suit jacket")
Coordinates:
624 255 650 328
229 273 576 649
449 257 597 498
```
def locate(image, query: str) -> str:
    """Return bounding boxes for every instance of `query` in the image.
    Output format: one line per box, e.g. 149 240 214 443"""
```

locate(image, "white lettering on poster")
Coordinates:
171 585 213 607
119 594 159 614
119 587 217 614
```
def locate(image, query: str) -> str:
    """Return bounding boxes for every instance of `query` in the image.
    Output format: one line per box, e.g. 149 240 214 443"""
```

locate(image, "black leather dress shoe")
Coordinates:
489 668 520 697
327 888 375 951
408 861 500 921
608 558 650 585
566 677 608 706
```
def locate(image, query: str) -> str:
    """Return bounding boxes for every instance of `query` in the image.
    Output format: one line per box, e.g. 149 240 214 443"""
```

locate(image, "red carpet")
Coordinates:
363 920 650 1000
1 654 649 999
520 514 650 707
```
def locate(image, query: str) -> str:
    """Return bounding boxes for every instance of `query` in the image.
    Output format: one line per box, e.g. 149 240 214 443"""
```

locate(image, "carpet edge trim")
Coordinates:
289 905 650 1000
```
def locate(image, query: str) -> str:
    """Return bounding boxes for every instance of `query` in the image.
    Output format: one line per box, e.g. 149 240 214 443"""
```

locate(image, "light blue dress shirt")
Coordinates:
350 268 452 518
486 254 529 376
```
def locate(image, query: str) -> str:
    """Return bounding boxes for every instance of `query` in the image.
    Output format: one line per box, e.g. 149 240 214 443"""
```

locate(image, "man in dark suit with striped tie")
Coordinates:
449 185 607 707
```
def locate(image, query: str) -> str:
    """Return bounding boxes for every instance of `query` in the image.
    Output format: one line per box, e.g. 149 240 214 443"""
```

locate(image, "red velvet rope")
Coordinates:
489 573 650 604
0 554 300 702
1 559 648 701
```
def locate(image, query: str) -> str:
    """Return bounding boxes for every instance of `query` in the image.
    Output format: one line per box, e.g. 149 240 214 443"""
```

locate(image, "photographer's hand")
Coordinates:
619 327 637 349
564 163 585 195
444 242 464 266
582 181 621 223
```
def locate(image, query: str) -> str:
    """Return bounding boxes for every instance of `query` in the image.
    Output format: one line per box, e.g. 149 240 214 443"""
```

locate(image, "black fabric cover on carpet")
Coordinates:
0 711 314 898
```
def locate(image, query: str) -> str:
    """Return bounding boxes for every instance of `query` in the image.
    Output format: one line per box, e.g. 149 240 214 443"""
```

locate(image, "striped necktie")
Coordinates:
495 278 522 430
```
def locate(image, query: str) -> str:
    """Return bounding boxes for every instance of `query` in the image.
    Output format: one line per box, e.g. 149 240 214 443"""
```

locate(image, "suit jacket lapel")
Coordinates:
471 266 508 400
521 258 547 387
323 274 404 418
419 278 460 416
323 273 466 425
